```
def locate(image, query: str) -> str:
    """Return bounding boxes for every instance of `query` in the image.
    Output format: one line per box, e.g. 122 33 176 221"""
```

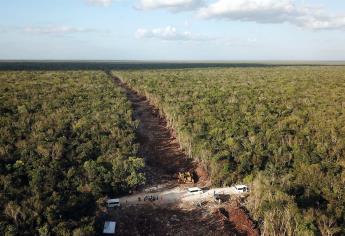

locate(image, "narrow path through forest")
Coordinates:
107 72 259 236
109 72 208 188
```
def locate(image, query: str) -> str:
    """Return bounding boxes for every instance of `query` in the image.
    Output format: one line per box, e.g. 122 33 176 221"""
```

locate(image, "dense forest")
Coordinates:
0 71 145 235
116 67 345 235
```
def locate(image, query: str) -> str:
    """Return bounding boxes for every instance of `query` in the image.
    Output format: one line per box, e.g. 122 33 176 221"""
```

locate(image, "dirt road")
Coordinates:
110 73 208 188
119 187 239 206
108 72 259 236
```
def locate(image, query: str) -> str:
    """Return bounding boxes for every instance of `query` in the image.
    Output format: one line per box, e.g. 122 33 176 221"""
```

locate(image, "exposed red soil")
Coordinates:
113 204 259 236
221 202 260 236
109 73 259 236
111 74 208 187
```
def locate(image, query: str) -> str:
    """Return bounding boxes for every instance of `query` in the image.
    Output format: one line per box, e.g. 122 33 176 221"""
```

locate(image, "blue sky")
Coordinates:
1 0 345 60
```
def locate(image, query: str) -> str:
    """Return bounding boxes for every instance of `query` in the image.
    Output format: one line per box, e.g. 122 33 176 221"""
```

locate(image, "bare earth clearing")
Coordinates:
107 73 259 236
113 75 208 188
120 187 237 206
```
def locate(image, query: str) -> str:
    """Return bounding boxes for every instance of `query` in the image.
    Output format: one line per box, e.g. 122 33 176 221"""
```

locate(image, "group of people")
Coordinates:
138 195 160 202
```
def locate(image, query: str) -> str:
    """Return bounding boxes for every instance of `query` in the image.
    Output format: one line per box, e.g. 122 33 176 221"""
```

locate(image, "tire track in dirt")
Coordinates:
109 72 208 188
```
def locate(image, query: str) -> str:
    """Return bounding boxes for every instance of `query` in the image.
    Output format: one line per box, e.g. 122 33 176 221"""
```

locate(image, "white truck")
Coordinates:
107 198 120 208
233 185 250 194
187 187 203 195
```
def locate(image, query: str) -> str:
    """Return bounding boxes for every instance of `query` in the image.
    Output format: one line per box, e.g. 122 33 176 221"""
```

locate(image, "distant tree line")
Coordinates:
0 71 145 235
116 67 345 235
0 61 292 71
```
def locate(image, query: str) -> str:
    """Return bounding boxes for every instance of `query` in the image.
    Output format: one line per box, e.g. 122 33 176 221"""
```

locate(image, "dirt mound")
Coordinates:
114 205 237 236
217 203 260 236
195 165 209 184
112 202 259 236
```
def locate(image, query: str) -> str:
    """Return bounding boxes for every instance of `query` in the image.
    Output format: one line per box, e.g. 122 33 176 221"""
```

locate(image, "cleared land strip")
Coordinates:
109 72 208 187
119 187 240 206
107 72 259 236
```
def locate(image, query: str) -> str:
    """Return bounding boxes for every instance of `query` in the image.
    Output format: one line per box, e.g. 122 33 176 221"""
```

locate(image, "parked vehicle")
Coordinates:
107 198 120 208
233 185 249 194
187 187 203 195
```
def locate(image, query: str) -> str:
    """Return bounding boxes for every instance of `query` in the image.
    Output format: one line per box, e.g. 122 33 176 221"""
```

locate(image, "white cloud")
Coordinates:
198 0 345 30
135 0 203 11
86 0 112 7
198 0 297 23
296 14 345 30
84 0 345 31
136 26 192 40
135 26 209 41
24 26 94 34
